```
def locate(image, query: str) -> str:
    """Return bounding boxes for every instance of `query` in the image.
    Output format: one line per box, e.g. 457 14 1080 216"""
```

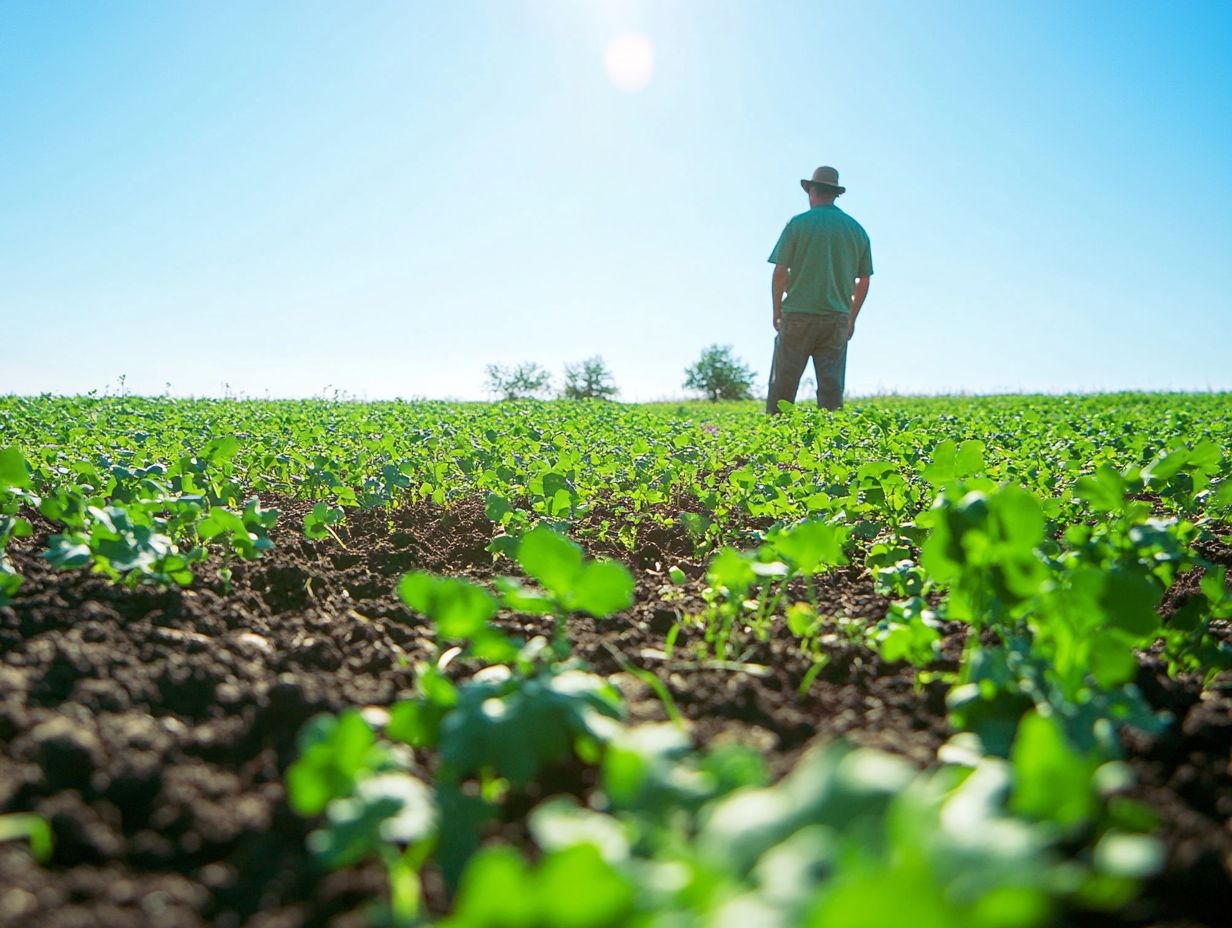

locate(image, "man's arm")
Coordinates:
772 264 790 331
848 276 871 339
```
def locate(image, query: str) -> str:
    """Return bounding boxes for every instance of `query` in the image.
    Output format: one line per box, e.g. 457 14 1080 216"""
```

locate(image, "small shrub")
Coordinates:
683 345 754 402
562 356 618 400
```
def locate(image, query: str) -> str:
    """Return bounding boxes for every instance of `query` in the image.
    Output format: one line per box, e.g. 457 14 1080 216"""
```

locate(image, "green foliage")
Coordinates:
399 572 516 665
562 356 619 400
0 813 54 862
5 393 1232 926
683 344 755 402
684 518 851 661
485 362 553 401
199 498 279 558
307 772 436 870
303 501 345 541
46 505 204 587
442 844 634 928
0 445 33 490
514 526 635 618
871 597 942 667
432 666 624 788
921 485 1048 624
490 526 635 655
1010 711 1102 829
286 710 392 817
593 740 1083 928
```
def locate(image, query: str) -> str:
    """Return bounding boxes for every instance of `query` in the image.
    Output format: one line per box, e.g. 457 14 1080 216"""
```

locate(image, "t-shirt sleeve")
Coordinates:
858 237 873 277
768 222 795 266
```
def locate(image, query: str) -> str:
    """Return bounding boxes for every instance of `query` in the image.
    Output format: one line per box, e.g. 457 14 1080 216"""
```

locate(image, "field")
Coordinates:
2 393 1231 928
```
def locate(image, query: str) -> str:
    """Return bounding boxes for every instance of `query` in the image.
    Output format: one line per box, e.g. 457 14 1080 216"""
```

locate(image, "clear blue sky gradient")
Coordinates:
3 0 1230 400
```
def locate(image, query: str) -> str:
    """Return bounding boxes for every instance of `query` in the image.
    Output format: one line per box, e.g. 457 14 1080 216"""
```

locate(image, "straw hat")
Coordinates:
800 166 846 194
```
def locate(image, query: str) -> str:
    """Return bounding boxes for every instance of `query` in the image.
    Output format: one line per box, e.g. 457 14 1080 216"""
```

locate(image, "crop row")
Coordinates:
278 455 1230 926
1 393 1230 925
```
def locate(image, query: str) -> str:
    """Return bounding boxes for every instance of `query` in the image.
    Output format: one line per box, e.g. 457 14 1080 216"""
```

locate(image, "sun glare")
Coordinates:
603 33 654 92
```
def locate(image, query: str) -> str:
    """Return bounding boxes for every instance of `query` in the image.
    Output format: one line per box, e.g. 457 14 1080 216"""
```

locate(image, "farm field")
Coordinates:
1 392 1231 928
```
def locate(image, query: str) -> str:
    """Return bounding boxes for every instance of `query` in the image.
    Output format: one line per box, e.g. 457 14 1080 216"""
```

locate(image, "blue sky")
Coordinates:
2 0 1230 400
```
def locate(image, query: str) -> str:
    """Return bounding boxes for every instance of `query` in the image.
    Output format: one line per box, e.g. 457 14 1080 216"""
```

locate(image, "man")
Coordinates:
766 166 872 413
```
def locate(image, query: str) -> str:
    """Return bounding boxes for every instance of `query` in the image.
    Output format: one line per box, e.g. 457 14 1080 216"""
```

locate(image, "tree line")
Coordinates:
485 345 756 402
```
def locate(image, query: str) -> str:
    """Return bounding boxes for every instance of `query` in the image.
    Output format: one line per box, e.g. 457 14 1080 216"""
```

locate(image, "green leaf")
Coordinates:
45 534 91 570
201 436 241 464
1088 633 1138 688
1100 568 1161 638
991 485 1046 552
386 699 441 748
1200 566 1231 615
198 507 247 541
1213 479 1232 509
706 548 756 596
956 439 987 477
439 669 622 789
769 519 846 573
679 511 712 538
303 502 344 540
398 572 499 640
517 526 584 597
495 576 557 615
0 814 53 862
878 610 941 667
286 711 383 817
1141 446 1189 485
447 846 537 925
0 561 22 604
922 439 958 487
484 492 512 523
309 772 436 870
786 602 818 638
1075 464 1125 512
536 844 635 926
566 560 635 618
1010 711 1098 829
243 497 280 529
0 446 32 490
1187 438 1222 474
540 471 571 499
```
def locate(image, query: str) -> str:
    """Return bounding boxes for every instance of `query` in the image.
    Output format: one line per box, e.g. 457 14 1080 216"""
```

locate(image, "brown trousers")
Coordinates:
766 312 848 413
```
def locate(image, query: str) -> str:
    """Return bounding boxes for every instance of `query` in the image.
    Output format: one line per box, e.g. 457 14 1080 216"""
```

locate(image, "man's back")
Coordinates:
769 205 872 317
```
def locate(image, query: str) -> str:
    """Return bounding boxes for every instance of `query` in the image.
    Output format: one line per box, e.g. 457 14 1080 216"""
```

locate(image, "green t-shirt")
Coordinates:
768 205 873 316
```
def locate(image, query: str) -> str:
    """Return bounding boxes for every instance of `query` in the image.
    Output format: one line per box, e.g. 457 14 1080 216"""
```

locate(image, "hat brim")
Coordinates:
801 179 846 194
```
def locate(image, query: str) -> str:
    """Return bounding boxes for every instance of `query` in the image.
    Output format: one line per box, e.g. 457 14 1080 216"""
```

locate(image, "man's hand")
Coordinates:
772 264 789 333
848 276 870 342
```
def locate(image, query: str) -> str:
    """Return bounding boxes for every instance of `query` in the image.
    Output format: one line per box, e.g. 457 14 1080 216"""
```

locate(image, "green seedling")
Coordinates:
495 526 635 656
0 813 53 862
303 501 346 543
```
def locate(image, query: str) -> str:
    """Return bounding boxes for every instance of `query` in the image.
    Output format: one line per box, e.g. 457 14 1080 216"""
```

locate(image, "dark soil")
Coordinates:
1 500 1229 927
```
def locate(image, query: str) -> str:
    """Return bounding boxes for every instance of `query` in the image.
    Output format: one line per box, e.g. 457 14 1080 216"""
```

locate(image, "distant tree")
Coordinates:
562 356 618 400
485 362 553 401
683 345 755 402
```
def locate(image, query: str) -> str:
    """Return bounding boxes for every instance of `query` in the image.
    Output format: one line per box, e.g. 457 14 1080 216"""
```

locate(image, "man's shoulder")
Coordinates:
835 207 870 239
790 207 869 239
